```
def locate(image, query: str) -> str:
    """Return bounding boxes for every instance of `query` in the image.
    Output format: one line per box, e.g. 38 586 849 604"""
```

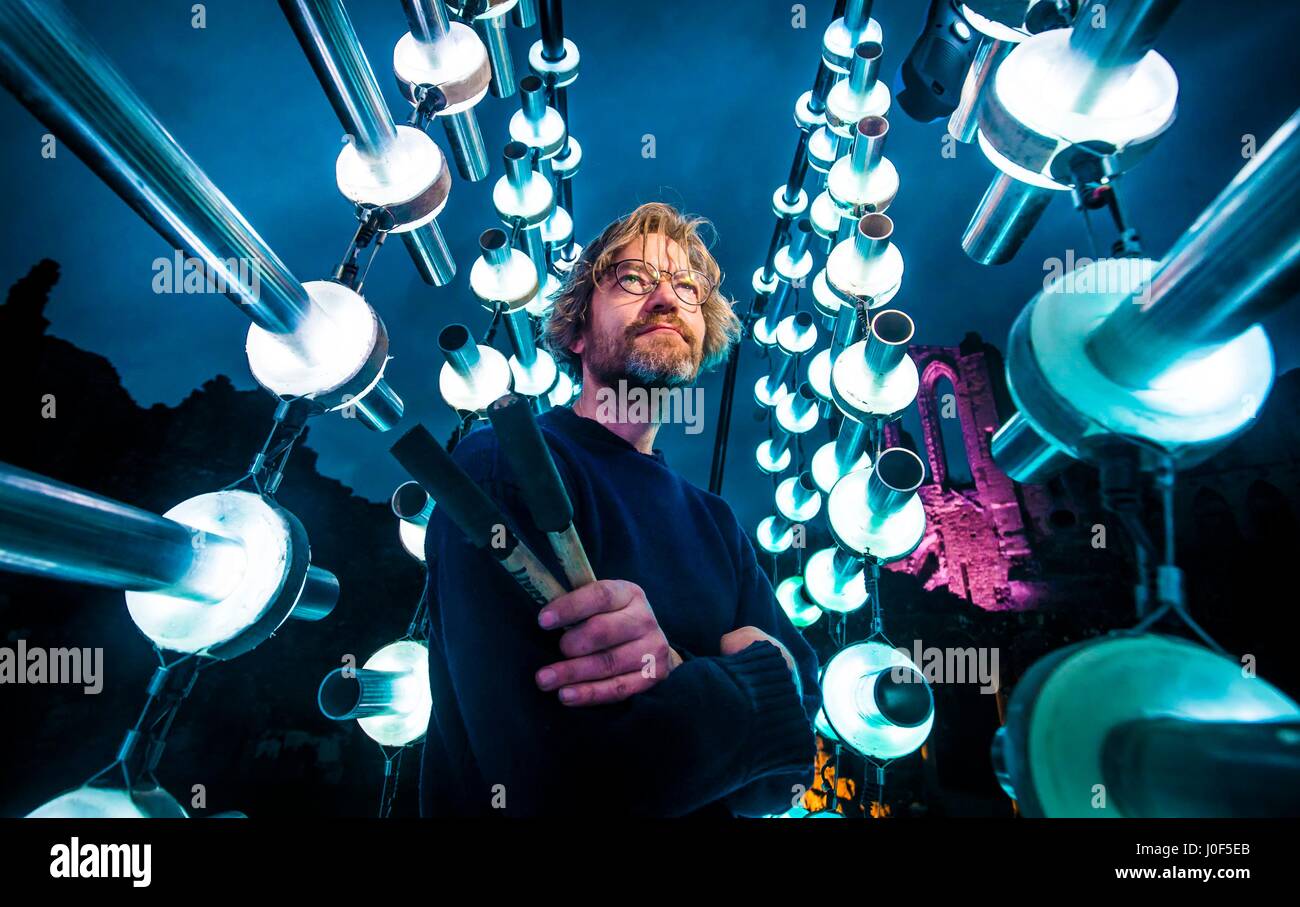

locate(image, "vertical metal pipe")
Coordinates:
834 414 869 467
279 0 399 158
867 448 925 516
830 300 859 360
402 223 455 286
847 41 883 96
513 0 539 28
865 309 914 377
540 0 565 61
0 0 313 337
855 213 893 260
401 0 450 43
850 115 888 176
442 110 489 181
440 323 482 377
948 37 1013 144
1066 0 1181 115
477 11 516 97
506 307 538 368
0 462 245 604
961 172 1056 265
1086 107 1300 387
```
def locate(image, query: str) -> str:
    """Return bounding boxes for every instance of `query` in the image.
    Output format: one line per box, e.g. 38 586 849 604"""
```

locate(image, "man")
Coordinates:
419 202 821 817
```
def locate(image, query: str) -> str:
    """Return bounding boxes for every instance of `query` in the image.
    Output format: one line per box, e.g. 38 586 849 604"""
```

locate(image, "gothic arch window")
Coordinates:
917 360 972 488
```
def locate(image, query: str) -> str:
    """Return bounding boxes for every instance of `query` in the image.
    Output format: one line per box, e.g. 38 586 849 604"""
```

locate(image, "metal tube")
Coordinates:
402 0 450 43
540 0 565 62
855 213 893 261
948 37 1013 144
1066 0 1181 115
0 0 313 337
847 41 883 96
834 414 869 467
843 0 873 33
767 220 815 325
792 471 818 511
865 309 914 377
392 481 434 525
850 115 888 177
831 547 861 587
506 307 538 368
765 349 795 398
402 223 456 286
867 448 925 516
0 462 245 604
961 172 1056 265
279 0 399 158
990 411 1074 483
513 0 539 29
477 13 516 97
442 110 489 181
293 565 339 621
831 300 859 360
504 141 531 191
520 76 548 123
439 323 482 377
1087 107 1300 388
318 667 404 720
480 228 512 267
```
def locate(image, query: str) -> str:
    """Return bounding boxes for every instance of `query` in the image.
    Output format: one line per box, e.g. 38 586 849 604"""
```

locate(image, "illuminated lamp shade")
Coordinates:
245 280 397 425
125 490 337 659
821 640 934 760
335 125 451 232
318 640 433 747
437 323 513 413
776 576 822 629
27 784 187 819
392 481 434 563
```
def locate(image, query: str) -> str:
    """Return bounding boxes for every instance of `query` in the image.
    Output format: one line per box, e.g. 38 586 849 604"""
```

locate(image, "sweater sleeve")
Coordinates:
423 443 815 817
720 526 823 817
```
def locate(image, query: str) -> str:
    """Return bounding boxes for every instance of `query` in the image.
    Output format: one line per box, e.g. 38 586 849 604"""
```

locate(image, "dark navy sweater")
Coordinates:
418 405 821 817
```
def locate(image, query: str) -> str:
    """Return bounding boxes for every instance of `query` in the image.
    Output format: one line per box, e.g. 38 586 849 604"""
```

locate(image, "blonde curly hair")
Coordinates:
542 202 742 381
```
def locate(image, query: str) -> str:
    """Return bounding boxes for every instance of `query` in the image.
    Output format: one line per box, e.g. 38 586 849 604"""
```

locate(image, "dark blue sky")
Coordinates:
4 0 1298 533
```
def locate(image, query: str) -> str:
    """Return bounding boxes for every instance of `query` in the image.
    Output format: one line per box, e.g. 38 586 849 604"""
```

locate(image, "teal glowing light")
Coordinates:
27 784 188 819
821 640 934 760
776 576 822 628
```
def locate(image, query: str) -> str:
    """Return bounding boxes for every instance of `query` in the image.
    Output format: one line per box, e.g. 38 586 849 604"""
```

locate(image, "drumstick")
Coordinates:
486 393 597 589
389 424 567 607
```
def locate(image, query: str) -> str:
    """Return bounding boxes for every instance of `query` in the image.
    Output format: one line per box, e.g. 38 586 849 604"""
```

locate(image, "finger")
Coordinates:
556 671 655 707
538 579 641 629
536 638 667 690
556 609 655 659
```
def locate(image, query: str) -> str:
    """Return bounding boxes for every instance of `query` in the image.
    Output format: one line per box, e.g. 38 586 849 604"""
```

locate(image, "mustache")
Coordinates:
628 317 695 342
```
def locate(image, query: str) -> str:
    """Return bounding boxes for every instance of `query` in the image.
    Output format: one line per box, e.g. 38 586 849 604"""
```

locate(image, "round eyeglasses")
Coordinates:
608 259 714 310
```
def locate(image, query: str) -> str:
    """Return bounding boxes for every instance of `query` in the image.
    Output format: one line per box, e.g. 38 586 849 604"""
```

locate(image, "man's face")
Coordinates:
571 233 708 390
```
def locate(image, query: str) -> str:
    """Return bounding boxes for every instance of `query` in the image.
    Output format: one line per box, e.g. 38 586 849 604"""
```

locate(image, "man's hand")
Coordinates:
720 626 801 695
534 579 683 707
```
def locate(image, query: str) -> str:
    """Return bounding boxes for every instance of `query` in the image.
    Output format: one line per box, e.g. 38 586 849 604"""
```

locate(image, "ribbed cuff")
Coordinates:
715 641 814 783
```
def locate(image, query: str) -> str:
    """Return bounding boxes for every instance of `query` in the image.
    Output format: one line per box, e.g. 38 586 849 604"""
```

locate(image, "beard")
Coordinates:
582 316 703 390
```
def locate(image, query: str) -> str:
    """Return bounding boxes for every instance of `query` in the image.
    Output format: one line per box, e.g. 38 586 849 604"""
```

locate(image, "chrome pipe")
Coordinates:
1087 107 1300 387
0 462 245 604
864 309 914 377
867 447 925 516
961 172 1056 266
279 0 399 158
1066 0 1181 115
439 323 481 377
442 109 490 182
948 36 1013 144
401 0 451 43
0 0 313 337
318 666 403 720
